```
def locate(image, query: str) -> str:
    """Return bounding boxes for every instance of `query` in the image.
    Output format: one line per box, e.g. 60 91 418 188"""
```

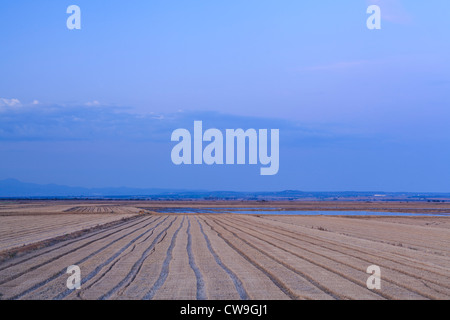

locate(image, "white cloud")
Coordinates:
0 98 21 108
32 100 40 105
85 100 101 107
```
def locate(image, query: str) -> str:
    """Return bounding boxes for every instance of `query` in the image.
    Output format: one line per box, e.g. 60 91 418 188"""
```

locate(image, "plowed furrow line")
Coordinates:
196 218 249 300
143 217 185 300
78 225 157 297
227 216 450 298
5 216 165 300
202 218 328 300
112 222 179 299
187 218 206 300
244 216 450 284
320 228 450 256
0 217 157 286
151 218 197 299
79 243 139 297
54 216 172 300
0 219 157 285
0 216 124 236
0 219 106 240
207 218 346 299
98 217 179 300
218 217 429 299
261 216 450 253
219 217 383 289
0 215 146 274
260 216 450 268
189 217 244 300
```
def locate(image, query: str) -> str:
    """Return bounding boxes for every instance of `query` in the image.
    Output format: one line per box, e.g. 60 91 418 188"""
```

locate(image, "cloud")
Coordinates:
0 103 365 147
0 98 21 108
85 100 101 107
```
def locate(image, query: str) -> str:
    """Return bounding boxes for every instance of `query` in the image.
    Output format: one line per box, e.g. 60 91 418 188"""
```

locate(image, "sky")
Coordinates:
0 0 449 192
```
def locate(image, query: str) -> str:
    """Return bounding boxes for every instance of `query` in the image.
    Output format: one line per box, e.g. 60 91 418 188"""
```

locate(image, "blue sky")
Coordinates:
1 1 449 191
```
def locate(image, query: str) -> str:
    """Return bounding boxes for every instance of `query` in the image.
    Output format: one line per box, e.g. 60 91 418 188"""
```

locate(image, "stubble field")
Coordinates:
0 201 449 300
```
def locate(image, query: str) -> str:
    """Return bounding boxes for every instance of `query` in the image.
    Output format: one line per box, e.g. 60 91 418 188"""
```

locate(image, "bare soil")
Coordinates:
0 200 448 300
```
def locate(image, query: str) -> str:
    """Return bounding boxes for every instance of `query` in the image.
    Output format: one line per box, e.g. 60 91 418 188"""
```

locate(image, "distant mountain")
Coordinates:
0 179 449 200
0 179 182 197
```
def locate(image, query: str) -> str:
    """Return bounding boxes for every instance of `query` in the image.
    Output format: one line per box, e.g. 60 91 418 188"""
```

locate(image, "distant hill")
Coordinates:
0 179 181 198
0 179 449 201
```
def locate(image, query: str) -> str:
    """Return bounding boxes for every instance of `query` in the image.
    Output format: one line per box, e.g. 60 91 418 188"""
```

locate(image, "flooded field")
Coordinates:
229 210 449 216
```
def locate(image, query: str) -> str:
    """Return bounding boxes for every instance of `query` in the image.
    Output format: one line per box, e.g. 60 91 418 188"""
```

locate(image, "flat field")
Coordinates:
0 201 449 300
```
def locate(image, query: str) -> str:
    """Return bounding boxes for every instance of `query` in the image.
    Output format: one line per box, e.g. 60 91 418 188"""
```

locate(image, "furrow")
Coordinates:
226 215 450 298
202 217 319 300
142 217 185 300
4 216 163 300
196 217 249 300
0 216 157 288
0 215 147 274
98 216 179 300
186 218 206 300
54 216 171 300
245 215 450 290
218 217 413 299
